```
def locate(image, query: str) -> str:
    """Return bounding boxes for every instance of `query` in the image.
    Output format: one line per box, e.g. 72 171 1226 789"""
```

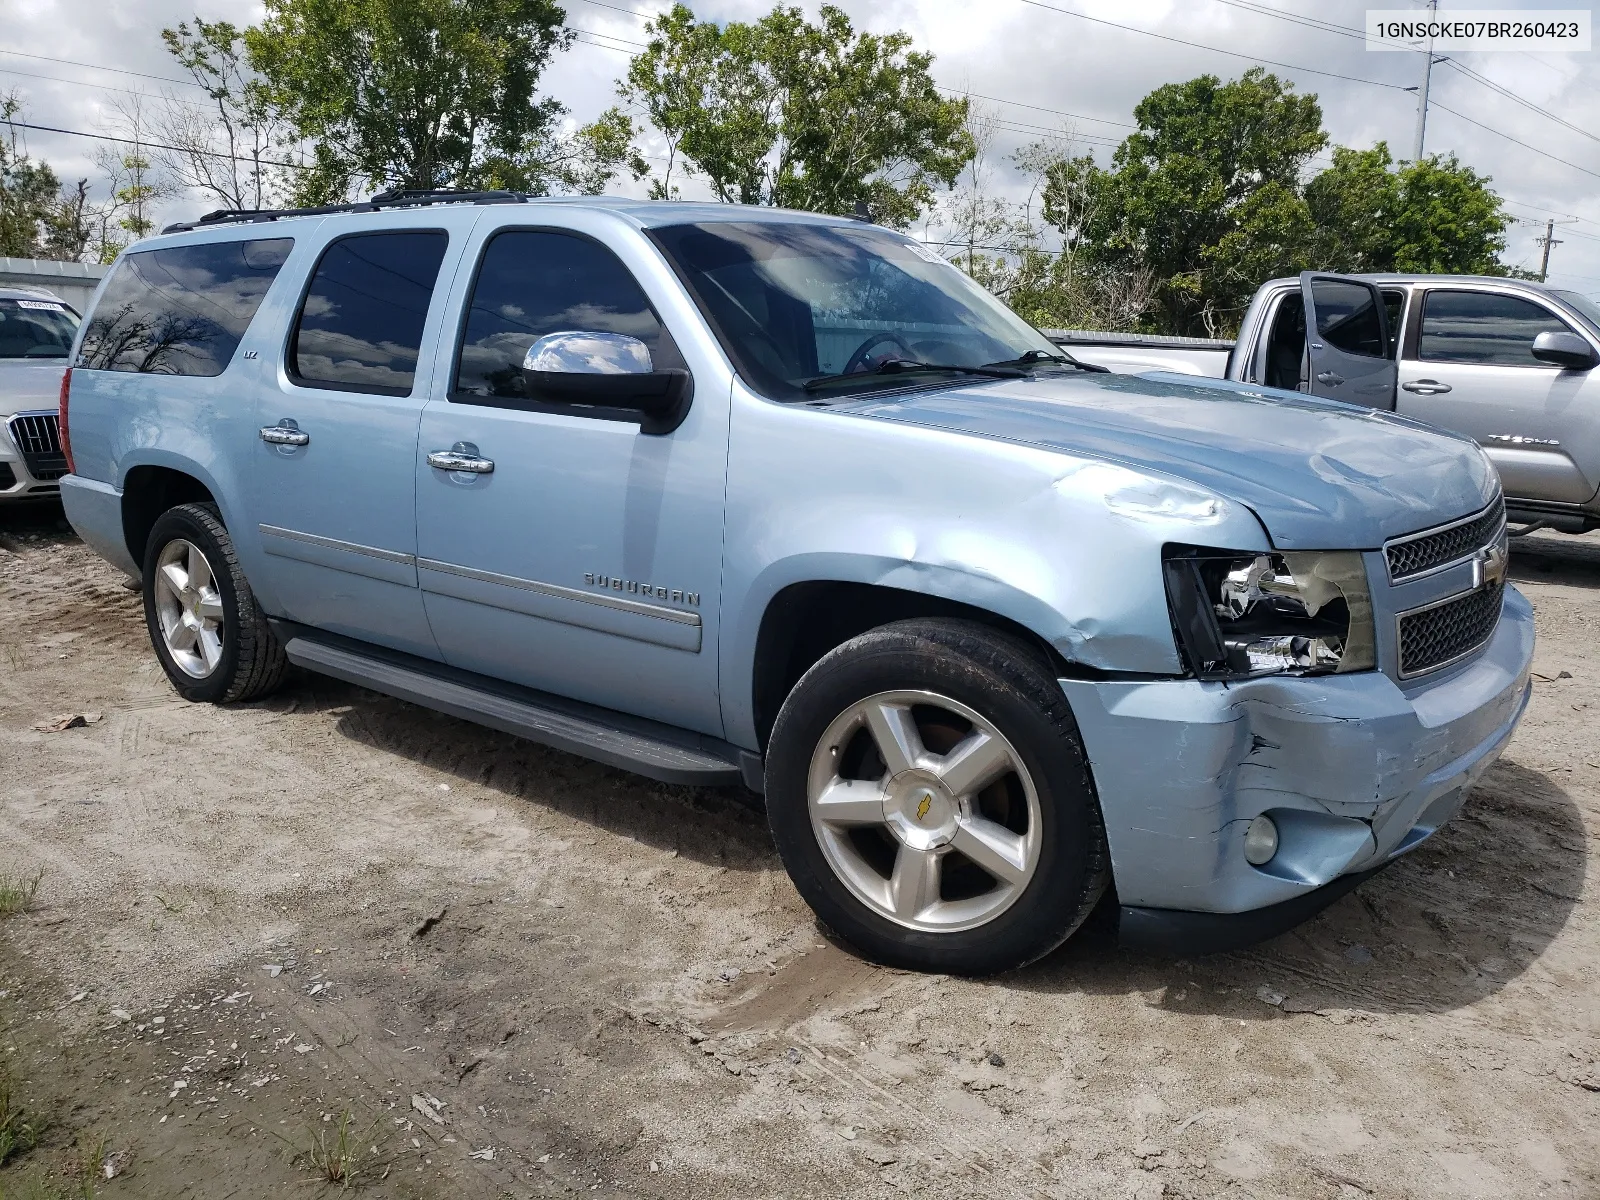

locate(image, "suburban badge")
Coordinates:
583 573 699 607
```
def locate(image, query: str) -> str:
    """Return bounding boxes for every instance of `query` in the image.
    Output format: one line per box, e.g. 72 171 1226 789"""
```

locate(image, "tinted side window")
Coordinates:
290 231 449 395
78 238 292 376
454 230 670 400
1419 291 1574 365
1310 279 1384 358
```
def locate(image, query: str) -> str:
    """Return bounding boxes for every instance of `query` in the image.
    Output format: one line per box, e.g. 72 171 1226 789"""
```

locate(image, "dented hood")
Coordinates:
844 370 1498 550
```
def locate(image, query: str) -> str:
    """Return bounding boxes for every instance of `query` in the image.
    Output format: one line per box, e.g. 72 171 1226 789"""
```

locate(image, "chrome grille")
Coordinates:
1398 582 1504 678
1385 500 1505 582
6 411 67 481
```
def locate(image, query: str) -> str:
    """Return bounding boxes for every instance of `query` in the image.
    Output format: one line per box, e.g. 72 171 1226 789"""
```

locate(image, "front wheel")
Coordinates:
143 502 288 704
764 619 1110 975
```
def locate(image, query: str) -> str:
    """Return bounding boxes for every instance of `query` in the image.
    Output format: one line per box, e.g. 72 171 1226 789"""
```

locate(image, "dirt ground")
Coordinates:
0 502 1596 1200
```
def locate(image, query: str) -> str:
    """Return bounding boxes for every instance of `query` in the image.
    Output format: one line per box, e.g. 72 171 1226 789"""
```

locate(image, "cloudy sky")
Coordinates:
4 0 1597 296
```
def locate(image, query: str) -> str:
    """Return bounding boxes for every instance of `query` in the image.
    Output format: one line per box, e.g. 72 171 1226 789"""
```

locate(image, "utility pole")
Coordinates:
1412 0 1438 161
1536 220 1565 282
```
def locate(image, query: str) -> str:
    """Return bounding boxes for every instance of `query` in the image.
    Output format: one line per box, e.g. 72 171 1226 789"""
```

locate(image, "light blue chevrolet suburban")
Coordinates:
58 190 1534 974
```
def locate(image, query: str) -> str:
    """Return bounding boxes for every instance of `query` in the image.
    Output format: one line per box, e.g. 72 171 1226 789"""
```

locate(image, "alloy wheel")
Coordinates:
806 690 1043 933
152 538 225 678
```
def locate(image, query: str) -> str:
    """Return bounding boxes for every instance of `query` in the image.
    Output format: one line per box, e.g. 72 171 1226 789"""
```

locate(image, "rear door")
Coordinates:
246 212 471 658
1300 273 1397 409
1395 286 1600 504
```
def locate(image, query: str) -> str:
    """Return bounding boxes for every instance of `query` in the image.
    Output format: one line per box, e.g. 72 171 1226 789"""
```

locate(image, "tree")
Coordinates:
0 103 62 257
244 0 639 198
157 17 291 211
1 95 116 262
1039 69 1326 336
621 4 972 227
1307 142 1508 274
98 97 181 246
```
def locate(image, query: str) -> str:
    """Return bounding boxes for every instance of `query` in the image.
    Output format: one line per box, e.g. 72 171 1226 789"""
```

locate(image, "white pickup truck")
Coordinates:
1055 272 1600 535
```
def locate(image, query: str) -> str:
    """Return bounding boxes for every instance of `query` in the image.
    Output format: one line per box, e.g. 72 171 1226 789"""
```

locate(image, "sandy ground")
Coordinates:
0 502 1597 1200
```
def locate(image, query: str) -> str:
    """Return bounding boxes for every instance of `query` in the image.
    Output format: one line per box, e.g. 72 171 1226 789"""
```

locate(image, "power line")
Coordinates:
1206 0 1420 51
0 66 224 115
566 33 633 55
1438 58 1599 147
0 50 202 90
566 23 648 50
938 87 1135 130
1009 0 1410 91
2 118 308 169
569 0 666 18
1427 98 1600 183
1198 1 1600 160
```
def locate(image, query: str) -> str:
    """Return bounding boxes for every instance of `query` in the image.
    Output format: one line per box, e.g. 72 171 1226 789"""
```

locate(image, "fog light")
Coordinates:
1243 815 1279 866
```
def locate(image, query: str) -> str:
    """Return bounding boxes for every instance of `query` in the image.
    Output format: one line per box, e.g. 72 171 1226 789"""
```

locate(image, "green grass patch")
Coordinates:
0 873 42 919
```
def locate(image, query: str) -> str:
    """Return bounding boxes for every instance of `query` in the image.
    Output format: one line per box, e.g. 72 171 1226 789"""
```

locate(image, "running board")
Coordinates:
281 633 749 788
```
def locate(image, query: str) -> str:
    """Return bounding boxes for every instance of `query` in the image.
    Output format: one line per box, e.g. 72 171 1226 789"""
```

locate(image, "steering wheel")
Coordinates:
843 331 919 374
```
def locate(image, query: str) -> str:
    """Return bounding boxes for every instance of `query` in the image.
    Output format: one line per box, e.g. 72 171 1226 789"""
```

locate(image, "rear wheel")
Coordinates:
765 619 1110 975
143 502 287 704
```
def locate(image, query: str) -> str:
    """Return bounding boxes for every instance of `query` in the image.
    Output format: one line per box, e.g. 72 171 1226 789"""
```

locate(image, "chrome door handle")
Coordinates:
427 442 494 474
1400 379 1452 395
1315 371 1345 386
259 419 309 446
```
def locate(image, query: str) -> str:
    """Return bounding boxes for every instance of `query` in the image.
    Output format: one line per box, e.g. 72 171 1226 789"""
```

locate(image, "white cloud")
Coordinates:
3 0 1595 293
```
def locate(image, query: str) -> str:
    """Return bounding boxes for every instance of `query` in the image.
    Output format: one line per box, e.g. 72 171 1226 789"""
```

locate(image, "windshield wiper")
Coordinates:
802 358 1025 392
983 349 1110 373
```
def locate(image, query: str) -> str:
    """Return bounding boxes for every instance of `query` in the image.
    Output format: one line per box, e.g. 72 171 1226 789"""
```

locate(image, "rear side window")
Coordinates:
78 238 292 375
289 230 449 395
453 230 671 401
1309 278 1385 358
1419 290 1576 366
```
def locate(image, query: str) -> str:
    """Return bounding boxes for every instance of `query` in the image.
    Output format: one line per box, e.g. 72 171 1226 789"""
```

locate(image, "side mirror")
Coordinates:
1531 330 1599 371
521 331 693 435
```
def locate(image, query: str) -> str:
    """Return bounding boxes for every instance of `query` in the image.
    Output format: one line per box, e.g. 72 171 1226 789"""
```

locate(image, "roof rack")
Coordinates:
160 188 530 235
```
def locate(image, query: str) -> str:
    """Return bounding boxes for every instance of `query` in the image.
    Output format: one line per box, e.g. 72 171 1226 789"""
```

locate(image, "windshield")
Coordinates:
1552 289 1600 335
648 221 1058 400
0 296 79 359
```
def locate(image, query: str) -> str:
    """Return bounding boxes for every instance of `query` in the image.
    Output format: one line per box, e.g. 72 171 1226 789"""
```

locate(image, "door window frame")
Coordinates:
1411 285 1580 369
1246 281 1408 385
283 227 451 398
445 223 688 424
1245 283 1297 383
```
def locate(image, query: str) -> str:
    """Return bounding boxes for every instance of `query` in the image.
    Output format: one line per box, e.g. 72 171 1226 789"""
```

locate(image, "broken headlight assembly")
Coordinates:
1163 546 1376 679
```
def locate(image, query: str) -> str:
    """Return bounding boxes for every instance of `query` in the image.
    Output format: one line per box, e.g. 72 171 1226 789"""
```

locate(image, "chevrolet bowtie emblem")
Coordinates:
915 794 932 822
1474 540 1508 590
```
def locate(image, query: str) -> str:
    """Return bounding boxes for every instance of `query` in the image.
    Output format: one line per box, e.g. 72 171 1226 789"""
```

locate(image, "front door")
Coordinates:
413 225 729 736
1301 273 1397 409
1395 287 1600 505
248 214 465 658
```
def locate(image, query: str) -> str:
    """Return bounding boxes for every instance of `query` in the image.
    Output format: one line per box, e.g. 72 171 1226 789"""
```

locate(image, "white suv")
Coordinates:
0 286 77 503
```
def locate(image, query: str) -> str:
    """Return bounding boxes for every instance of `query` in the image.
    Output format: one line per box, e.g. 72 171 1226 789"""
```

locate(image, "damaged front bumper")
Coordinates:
1060 584 1535 953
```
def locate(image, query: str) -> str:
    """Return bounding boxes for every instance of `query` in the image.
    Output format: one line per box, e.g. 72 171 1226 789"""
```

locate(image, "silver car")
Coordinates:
0 286 77 503
1235 273 1600 535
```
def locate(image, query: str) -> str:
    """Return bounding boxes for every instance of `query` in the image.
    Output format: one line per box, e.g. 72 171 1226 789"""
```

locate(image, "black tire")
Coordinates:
142 502 288 704
765 618 1110 975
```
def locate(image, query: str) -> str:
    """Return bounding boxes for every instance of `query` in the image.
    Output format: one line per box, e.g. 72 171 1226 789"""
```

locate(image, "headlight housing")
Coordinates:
1163 546 1376 679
